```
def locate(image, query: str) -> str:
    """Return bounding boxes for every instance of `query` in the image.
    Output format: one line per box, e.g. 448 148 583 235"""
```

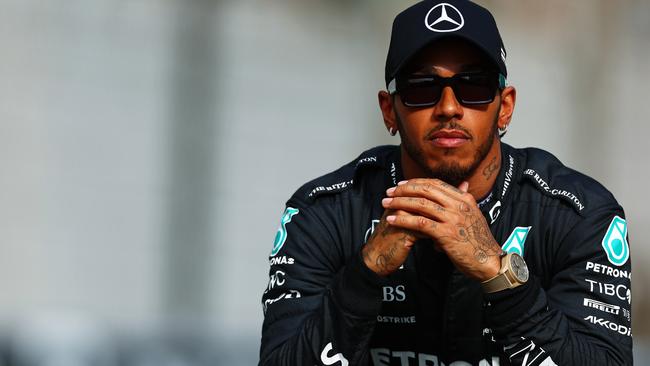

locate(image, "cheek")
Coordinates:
464 110 498 140
399 110 433 135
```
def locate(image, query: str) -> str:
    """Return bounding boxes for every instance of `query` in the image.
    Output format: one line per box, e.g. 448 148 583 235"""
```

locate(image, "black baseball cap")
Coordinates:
385 0 507 87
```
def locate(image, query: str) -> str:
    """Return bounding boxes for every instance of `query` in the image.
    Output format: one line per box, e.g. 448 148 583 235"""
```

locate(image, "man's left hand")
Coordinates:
381 178 502 281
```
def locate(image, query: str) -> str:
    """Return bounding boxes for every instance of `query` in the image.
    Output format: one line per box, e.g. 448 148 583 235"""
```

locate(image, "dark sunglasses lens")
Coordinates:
401 87 441 107
455 75 496 104
399 79 441 106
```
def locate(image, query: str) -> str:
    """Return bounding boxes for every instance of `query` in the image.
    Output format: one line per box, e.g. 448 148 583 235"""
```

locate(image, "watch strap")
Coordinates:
481 270 512 293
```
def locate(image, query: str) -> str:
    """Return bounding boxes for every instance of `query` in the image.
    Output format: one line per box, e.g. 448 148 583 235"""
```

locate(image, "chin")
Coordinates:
424 160 475 187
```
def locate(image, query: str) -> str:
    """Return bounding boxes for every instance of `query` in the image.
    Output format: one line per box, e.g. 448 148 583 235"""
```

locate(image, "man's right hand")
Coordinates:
361 209 418 277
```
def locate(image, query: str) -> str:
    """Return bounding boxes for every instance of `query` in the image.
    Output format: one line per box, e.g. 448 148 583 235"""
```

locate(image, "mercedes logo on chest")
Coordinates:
425 3 465 32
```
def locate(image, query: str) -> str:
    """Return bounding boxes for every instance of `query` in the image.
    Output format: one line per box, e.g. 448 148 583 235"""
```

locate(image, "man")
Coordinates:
260 1 633 365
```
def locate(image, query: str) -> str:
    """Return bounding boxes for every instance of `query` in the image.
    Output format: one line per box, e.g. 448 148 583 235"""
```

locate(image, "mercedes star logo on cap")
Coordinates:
425 3 464 33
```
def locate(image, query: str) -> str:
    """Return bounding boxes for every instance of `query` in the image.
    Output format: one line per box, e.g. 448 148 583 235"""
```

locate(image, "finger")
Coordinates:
382 196 447 222
399 178 466 197
387 179 460 207
386 213 447 238
458 181 469 193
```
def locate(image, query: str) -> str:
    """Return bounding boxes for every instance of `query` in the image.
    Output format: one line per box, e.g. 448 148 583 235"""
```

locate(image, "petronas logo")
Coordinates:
270 207 299 257
602 216 629 267
502 226 532 256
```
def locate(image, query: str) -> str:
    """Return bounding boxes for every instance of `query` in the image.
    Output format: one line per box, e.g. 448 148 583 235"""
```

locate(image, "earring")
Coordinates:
498 124 509 137
389 127 397 136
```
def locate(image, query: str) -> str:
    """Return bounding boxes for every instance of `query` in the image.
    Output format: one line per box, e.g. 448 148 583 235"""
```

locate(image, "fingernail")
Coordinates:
386 215 396 223
382 198 393 206
386 187 396 195
397 180 408 186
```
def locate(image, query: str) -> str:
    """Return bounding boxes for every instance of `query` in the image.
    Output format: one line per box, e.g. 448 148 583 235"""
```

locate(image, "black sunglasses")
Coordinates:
388 72 506 107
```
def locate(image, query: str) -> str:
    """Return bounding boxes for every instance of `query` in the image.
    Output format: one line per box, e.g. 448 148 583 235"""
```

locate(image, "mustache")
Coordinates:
424 121 473 140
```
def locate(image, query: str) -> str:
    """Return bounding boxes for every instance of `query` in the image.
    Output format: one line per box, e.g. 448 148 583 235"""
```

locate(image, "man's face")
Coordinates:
392 39 502 186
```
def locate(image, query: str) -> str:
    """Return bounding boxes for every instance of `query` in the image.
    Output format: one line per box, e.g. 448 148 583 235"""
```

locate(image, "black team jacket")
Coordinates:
259 143 633 366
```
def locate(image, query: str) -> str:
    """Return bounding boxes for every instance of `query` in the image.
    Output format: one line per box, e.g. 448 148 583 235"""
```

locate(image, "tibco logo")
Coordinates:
584 279 630 304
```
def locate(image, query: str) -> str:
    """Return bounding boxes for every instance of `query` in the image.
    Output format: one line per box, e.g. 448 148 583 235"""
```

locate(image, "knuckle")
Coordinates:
422 184 435 193
417 217 429 229
462 192 475 201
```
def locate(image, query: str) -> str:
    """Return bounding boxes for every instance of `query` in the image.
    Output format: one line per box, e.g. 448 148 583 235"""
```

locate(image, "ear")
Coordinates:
497 86 516 130
378 90 397 132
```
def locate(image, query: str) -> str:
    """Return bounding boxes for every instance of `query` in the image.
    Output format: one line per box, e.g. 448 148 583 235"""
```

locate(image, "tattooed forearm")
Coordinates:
376 245 398 273
474 250 488 263
482 156 498 180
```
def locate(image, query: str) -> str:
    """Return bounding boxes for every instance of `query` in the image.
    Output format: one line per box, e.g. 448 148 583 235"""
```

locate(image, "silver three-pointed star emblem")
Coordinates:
425 3 465 32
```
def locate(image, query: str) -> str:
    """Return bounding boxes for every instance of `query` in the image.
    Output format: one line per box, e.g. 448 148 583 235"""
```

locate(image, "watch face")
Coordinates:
510 253 529 283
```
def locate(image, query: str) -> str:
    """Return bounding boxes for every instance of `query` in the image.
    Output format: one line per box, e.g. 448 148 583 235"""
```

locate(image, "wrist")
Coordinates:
361 245 385 277
477 251 503 282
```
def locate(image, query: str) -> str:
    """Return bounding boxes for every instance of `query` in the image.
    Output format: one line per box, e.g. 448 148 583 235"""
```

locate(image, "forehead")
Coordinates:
402 38 493 74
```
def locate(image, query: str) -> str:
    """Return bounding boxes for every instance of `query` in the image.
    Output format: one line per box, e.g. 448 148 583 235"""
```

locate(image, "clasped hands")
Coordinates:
362 178 502 281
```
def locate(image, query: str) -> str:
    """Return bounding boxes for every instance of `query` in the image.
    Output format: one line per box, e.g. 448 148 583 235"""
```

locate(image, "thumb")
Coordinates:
458 181 469 193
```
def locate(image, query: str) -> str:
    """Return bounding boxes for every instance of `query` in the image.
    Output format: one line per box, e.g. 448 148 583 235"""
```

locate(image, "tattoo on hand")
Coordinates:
440 181 463 194
376 245 397 273
456 211 501 263
475 250 488 263
457 227 469 242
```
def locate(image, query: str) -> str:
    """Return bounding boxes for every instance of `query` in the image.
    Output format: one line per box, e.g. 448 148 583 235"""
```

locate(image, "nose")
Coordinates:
433 85 463 121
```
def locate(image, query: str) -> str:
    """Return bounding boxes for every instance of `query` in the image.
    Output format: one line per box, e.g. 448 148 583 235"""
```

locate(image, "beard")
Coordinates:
396 108 499 187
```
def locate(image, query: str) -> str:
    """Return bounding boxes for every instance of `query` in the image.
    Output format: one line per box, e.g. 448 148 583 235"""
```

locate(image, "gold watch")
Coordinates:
481 251 529 293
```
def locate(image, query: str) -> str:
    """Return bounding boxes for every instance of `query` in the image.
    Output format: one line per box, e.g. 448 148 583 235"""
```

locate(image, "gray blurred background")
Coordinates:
0 0 649 364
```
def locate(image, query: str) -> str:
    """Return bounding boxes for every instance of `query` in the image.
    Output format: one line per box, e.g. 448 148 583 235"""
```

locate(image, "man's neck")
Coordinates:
466 142 501 200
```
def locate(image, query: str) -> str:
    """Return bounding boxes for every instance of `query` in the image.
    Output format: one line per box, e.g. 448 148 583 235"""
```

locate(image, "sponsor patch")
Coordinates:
376 315 416 324
502 226 531 256
321 342 348 366
370 349 500 366
602 216 629 266
263 290 301 313
583 298 620 315
522 169 585 212
584 279 631 304
584 315 631 336
269 255 295 266
264 270 286 294
270 207 299 256
364 219 381 243
501 154 515 198
488 200 502 224
585 261 631 279
308 180 353 198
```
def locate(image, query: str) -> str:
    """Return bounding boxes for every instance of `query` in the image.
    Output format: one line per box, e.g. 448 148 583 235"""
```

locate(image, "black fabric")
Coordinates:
259 143 633 366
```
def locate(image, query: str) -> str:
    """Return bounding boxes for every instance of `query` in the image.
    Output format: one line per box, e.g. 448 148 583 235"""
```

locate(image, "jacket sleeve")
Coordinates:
484 206 633 365
259 196 387 366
